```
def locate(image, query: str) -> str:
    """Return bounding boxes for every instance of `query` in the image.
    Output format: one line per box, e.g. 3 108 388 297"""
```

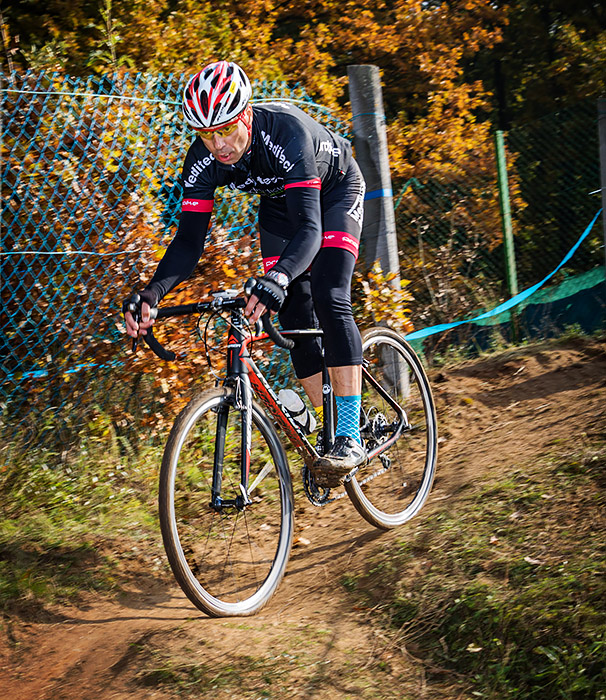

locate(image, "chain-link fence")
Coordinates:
395 98 604 355
0 70 344 443
2 71 604 444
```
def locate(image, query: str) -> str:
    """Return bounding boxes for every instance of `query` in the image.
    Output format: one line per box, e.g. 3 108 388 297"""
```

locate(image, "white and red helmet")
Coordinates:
182 61 252 129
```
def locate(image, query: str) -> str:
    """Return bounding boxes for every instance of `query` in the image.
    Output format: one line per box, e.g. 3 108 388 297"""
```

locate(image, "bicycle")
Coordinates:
134 286 438 617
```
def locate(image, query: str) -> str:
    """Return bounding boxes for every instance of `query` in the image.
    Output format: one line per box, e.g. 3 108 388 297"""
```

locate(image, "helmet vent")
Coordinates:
182 61 252 129
200 92 209 117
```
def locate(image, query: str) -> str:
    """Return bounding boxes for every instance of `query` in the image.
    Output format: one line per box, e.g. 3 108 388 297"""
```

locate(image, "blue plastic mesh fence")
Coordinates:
1 70 346 440
2 70 603 443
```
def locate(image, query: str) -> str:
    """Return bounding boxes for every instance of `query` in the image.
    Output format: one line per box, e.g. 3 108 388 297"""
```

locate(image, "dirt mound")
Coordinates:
1 336 605 699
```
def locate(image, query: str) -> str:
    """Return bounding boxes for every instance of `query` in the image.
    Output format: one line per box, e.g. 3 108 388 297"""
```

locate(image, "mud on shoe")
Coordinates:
311 435 367 488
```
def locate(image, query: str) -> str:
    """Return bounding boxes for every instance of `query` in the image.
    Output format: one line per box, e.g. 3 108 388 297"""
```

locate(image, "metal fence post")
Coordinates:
347 64 400 286
494 130 519 297
598 98 606 273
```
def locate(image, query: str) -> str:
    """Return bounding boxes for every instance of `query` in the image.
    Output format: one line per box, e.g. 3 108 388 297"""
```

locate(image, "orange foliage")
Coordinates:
3 0 516 430
5 0 510 188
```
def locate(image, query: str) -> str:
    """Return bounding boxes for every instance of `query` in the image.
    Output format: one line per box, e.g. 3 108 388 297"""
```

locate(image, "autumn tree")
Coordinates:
3 0 605 416
1 2 510 381
467 0 606 128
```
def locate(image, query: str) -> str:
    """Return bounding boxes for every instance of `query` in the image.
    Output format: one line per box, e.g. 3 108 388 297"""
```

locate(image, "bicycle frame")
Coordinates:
156 305 439 615
224 307 333 486
151 294 409 511
226 310 410 500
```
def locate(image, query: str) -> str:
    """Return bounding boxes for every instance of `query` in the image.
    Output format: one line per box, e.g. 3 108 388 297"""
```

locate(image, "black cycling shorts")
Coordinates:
258 161 365 378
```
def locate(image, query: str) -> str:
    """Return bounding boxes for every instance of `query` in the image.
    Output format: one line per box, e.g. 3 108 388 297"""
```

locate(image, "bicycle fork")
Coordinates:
210 313 254 512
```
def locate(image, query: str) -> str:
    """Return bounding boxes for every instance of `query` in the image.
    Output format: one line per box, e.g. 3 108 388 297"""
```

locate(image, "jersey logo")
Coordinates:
263 256 281 273
260 130 295 172
181 198 213 212
319 140 342 157
346 180 366 225
184 154 216 188
322 231 360 258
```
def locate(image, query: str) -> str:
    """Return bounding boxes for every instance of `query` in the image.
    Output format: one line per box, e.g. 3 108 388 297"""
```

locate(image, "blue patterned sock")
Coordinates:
335 394 362 445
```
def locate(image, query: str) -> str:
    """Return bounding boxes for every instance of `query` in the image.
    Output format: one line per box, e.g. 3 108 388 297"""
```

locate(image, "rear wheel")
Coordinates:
159 387 294 616
345 327 438 529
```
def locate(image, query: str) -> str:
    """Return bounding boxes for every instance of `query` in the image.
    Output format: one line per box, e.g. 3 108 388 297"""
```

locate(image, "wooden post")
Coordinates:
347 64 400 285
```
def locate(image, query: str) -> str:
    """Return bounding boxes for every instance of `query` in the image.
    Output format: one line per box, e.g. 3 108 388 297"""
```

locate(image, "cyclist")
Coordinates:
123 60 366 487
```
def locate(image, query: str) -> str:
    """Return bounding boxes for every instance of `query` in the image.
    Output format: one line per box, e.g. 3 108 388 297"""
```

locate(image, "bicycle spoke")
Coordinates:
159 388 293 616
345 328 438 529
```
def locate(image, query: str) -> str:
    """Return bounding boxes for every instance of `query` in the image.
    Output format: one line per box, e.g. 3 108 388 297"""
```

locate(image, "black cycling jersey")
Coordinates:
145 103 355 305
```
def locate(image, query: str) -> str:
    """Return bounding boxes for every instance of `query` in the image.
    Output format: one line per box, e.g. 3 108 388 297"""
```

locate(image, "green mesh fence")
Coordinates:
506 99 602 286
395 173 505 331
394 99 603 352
1 70 345 441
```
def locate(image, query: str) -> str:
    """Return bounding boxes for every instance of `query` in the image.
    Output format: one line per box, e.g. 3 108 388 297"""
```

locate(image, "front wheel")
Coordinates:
345 327 438 529
159 387 294 617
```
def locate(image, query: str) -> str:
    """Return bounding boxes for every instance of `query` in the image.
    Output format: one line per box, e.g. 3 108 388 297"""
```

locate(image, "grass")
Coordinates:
0 418 166 613
348 438 606 700
134 650 284 692
128 626 413 700
1 332 605 699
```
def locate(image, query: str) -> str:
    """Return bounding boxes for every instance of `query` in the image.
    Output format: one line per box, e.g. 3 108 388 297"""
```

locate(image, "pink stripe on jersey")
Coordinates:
262 256 281 273
322 231 360 258
284 178 322 190
181 198 214 213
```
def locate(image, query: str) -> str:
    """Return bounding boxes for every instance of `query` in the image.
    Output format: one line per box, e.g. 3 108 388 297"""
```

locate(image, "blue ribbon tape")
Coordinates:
365 188 393 201
404 209 603 341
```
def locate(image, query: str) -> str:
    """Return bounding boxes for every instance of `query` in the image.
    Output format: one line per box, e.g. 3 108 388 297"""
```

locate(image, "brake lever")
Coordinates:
131 310 140 353
127 301 158 354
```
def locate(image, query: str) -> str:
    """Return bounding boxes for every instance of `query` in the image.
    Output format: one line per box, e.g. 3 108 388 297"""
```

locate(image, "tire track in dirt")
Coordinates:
2 338 605 699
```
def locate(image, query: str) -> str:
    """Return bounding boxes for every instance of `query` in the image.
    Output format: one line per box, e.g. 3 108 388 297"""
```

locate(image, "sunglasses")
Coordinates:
195 120 240 140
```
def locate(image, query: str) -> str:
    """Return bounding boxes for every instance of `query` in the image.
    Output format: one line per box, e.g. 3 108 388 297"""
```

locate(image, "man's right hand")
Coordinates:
122 291 157 339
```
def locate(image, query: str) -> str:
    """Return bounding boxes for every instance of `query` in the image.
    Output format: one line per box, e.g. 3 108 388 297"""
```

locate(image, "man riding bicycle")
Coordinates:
123 60 367 487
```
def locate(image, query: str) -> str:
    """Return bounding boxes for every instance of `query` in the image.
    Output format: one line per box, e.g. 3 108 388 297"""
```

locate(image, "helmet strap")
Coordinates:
241 104 253 139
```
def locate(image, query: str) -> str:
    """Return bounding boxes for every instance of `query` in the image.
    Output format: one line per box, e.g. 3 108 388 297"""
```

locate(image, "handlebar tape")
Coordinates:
143 326 176 361
262 313 295 350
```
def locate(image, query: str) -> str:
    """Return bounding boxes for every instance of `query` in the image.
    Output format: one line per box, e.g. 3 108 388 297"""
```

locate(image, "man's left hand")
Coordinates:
244 276 286 322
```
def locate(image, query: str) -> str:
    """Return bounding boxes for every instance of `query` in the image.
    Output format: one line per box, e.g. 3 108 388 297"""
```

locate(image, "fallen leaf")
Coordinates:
524 556 543 565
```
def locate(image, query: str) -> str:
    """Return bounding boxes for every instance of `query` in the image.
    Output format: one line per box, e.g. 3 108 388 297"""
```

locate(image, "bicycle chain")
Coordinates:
301 437 393 506
301 466 347 506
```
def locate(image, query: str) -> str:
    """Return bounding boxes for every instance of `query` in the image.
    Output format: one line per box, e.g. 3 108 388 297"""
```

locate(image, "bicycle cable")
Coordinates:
196 307 256 382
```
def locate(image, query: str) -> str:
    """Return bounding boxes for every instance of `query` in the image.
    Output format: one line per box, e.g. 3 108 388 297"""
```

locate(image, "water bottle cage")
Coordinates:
278 388 317 435
287 404 307 419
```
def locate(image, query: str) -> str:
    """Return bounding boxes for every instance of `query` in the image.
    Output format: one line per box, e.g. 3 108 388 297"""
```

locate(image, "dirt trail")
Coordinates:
1 337 605 700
